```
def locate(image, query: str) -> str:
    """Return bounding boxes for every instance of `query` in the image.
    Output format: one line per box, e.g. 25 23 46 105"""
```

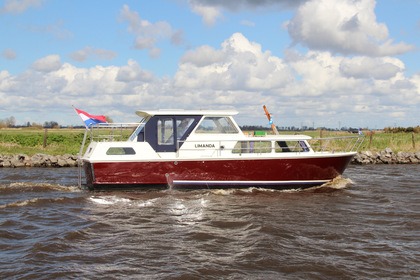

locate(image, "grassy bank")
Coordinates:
0 128 85 156
0 128 418 156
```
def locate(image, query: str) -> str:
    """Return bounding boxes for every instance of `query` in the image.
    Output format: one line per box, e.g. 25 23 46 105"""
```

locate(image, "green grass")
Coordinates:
0 128 85 156
0 128 418 156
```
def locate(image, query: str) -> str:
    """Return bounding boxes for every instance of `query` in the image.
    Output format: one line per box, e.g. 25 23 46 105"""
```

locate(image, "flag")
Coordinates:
74 107 107 128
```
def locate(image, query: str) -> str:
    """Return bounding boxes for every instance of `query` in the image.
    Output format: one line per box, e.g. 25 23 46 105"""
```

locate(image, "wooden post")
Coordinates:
319 129 323 150
369 131 373 149
412 132 415 149
43 128 47 148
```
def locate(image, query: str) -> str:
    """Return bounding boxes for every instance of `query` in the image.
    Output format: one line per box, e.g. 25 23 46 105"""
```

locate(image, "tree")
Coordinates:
5 116 16 127
105 116 113 123
43 121 59 128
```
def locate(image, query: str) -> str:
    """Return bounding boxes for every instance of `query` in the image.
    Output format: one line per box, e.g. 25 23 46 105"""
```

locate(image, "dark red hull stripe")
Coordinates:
84 154 354 189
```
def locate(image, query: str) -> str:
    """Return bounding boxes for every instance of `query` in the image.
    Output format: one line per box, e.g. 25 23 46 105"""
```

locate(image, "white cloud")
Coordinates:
188 0 305 26
116 60 154 83
240 20 255 27
189 2 223 26
26 20 72 40
31 55 62 72
287 0 415 56
70 47 117 62
119 5 183 57
0 0 43 14
175 33 293 91
180 45 226 67
189 0 305 13
1 33 419 128
1 48 17 60
339 57 403 80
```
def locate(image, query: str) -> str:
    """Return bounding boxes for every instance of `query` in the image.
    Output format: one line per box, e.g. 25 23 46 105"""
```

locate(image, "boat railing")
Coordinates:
78 122 142 161
308 135 365 153
87 123 142 142
177 135 364 157
176 139 302 157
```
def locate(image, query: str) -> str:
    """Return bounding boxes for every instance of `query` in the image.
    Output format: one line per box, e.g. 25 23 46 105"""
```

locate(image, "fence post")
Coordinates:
43 128 47 148
412 132 415 149
319 129 323 150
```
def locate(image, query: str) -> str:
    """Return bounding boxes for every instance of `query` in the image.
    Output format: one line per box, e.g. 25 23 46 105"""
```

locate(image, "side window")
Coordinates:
157 118 174 145
176 118 194 139
274 141 309 152
233 141 271 153
106 147 136 155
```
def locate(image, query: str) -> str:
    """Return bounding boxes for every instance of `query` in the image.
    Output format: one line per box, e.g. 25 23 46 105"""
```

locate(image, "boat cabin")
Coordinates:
132 110 241 153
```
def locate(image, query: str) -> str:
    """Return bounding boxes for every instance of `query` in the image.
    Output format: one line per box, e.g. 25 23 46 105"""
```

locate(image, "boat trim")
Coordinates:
171 179 329 186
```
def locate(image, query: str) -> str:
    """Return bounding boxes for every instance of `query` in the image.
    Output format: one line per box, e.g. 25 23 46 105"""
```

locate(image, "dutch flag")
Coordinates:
74 107 107 128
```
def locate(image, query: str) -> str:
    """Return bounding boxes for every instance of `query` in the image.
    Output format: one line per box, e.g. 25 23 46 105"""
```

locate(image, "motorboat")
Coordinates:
79 109 363 190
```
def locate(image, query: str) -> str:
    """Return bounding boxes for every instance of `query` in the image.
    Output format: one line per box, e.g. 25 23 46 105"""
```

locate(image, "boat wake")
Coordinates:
89 196 132 205
86 176 354 204
89 195 157 207
209 177 353 195
304 176 354 193
210 187 301 196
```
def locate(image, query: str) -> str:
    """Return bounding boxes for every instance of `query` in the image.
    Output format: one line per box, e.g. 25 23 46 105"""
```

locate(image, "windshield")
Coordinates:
196 117 238 134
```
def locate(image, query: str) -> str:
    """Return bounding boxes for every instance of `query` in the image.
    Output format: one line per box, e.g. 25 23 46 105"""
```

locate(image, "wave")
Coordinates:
303 176 354 193
89 196 131 205
211 187 275 196
0 182 82 193
209 177 353 196
89 195 157 207
0 197 67 209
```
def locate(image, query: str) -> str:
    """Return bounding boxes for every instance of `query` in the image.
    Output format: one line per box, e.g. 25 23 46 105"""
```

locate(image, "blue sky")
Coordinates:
0 0 419 129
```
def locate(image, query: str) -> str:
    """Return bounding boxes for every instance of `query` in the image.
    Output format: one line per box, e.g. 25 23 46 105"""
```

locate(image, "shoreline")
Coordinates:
0 154 79 168
352 148 420 164
0 148 419 168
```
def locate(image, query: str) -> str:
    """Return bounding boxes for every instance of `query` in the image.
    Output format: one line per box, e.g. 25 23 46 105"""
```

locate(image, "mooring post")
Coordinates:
368 131 373 149
412 132 415 149
43 128 47 148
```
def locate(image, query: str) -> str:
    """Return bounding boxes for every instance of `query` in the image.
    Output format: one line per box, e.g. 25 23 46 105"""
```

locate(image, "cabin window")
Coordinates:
157 118 174 145
233 141 272 153
274 141 309 152
176 118 194 139
106 147 136 155
196 117 238 134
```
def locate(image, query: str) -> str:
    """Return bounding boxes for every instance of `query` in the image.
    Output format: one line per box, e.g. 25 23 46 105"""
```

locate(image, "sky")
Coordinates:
0 0 419 129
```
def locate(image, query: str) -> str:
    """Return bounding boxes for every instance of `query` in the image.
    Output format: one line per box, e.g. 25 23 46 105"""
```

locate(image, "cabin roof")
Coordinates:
135 109 239 118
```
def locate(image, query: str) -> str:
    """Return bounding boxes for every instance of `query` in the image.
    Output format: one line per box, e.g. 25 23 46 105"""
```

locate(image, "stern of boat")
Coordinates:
83 161 95 190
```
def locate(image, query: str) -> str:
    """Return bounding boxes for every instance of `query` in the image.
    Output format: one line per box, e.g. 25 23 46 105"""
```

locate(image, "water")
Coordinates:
0 165 419 279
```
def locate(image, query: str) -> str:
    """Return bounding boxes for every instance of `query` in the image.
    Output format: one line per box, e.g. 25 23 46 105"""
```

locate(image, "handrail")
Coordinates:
175 135 363 158
308 135 364 153
87 122 142 143
81 123 364 157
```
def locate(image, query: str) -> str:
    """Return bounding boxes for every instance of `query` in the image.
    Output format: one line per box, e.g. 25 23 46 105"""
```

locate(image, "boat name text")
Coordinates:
195 143 216 148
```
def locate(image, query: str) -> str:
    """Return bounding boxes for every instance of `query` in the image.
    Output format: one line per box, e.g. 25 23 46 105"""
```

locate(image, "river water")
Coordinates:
0 165 419 279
